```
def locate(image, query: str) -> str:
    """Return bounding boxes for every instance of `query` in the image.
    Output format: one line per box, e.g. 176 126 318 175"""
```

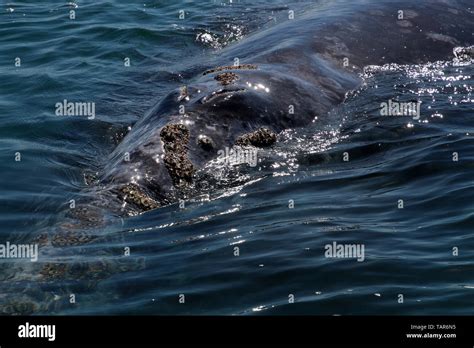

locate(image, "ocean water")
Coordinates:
0 1 473 315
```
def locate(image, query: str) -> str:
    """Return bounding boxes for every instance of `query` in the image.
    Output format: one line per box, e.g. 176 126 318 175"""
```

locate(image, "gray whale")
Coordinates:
2 0 472 314
88 0 473 216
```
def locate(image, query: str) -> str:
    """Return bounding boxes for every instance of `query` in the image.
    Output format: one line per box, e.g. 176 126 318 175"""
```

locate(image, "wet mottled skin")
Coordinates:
1 300 39 315
160 123 195 186
197 134 215 151
202 64 258 76
118 183 160 212
236 127 277 147
215 72 239 86
51 231 96 247
39 263 68 280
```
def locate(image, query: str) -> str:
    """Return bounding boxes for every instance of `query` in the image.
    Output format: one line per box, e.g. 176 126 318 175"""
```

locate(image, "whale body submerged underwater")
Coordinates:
2 0 472 313
84 0 472 218
17 0 465 245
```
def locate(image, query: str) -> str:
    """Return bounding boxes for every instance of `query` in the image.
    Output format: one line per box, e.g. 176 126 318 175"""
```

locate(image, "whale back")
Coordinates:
220 0 474 69
97 0 474 212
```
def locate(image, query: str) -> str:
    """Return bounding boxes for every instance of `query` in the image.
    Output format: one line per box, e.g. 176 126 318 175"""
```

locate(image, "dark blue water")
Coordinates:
0 1 473 315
